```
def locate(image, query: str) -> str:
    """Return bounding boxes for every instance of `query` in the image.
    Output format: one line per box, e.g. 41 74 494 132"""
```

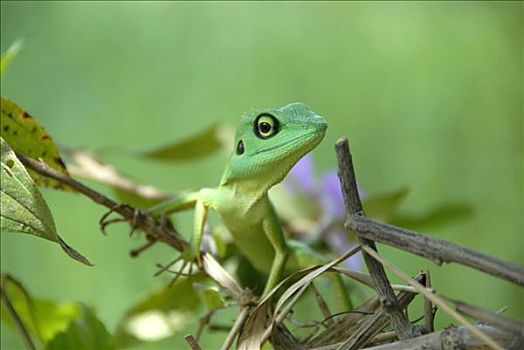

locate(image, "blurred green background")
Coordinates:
1 1 522 349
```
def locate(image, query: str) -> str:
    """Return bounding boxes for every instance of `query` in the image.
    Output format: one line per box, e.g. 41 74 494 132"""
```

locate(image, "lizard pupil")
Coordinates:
254 113 280 139
236 140 245 155
259 122 271 133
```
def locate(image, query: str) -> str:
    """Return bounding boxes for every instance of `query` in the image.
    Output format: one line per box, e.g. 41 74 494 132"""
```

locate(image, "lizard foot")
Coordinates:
154 250 202 287
99 204 145 236
99 204 174 237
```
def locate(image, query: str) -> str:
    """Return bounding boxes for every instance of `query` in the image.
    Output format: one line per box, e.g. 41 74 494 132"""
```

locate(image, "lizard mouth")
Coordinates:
251 130 324 157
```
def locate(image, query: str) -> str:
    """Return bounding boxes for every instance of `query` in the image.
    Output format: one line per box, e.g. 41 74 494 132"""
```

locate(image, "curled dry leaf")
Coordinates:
202 253 244 300
64 148 171 207
237 246 362 349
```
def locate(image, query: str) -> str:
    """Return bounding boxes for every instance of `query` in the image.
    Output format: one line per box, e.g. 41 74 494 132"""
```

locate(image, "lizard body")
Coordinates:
149 103 346 300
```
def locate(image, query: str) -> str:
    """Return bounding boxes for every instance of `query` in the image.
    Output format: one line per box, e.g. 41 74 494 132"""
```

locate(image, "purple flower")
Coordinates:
320 171 346 221
282 155 364 271
285 154 317 196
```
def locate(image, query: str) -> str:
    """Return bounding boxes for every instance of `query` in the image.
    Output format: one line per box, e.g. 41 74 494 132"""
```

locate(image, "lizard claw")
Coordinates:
154 248 202 286
99 205 175 237
99 204 145 236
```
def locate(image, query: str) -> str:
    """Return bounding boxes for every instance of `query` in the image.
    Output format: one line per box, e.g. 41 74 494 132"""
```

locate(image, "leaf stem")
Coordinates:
0 275 36 350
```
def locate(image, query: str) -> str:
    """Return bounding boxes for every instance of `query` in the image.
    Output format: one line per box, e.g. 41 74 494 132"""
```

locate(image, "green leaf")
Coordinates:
1 274 82 345
0 138 91 265
362 187 409 222
139 123 230 161
45 305 114 350
114 278 202 347
0 40 23 78
391 202 474 230
0 97 73 191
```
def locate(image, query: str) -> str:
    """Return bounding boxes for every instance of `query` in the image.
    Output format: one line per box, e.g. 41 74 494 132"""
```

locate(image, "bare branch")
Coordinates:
222 306 253 350
347 215 524 286
184 334 203 350
308 274 424 348
423 270 435 333
15 152 187 252
336 138 419 340
333 138 524 287
360 245 504 350
312 325 520 350
445 297 524 336
310 283 334 326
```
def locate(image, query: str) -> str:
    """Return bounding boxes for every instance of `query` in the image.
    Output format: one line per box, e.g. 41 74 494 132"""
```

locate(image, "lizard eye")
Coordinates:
254 113 280 139
236 140 245 155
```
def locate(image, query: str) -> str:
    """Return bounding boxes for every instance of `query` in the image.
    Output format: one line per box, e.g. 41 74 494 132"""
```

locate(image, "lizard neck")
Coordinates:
220 177 271 204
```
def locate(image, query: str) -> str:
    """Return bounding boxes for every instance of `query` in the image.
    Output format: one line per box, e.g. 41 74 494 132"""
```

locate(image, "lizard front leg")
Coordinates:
261 204 289 297
147 189 212 267
147 191 200 216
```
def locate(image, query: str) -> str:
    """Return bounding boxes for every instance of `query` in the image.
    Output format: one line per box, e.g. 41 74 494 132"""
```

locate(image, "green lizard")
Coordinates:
149 102 348 303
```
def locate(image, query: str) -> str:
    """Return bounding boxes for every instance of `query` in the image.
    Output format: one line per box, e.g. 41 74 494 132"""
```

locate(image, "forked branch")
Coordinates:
336 139 419 340
334 138 524 286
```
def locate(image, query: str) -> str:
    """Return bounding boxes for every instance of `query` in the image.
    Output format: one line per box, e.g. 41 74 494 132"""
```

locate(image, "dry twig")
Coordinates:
184 334 203 350
423 270 435 333
312 325 520 350
444 297 524 336
336 138 419 340
16 152 187 251
360 245 504 350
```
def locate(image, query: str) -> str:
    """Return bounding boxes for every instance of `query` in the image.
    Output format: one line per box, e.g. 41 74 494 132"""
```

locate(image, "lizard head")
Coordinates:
222 102 327 188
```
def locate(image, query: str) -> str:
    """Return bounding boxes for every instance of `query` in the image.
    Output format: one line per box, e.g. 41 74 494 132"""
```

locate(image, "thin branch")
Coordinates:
332 274 424 350
130 239 157 257
347 215 524 286
311 325 519 350
332 138 524 287
0 276 36 350
366 331 398 346
360 244 504 350
220 306 252 350
271 323 306 350
196 307 226 342
423 270 435 332
444 297 524 336
336 138 419 340
184 334 203 350
330 267 423 293
310 282 334 326
15 152 187 252
308 274 424 348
